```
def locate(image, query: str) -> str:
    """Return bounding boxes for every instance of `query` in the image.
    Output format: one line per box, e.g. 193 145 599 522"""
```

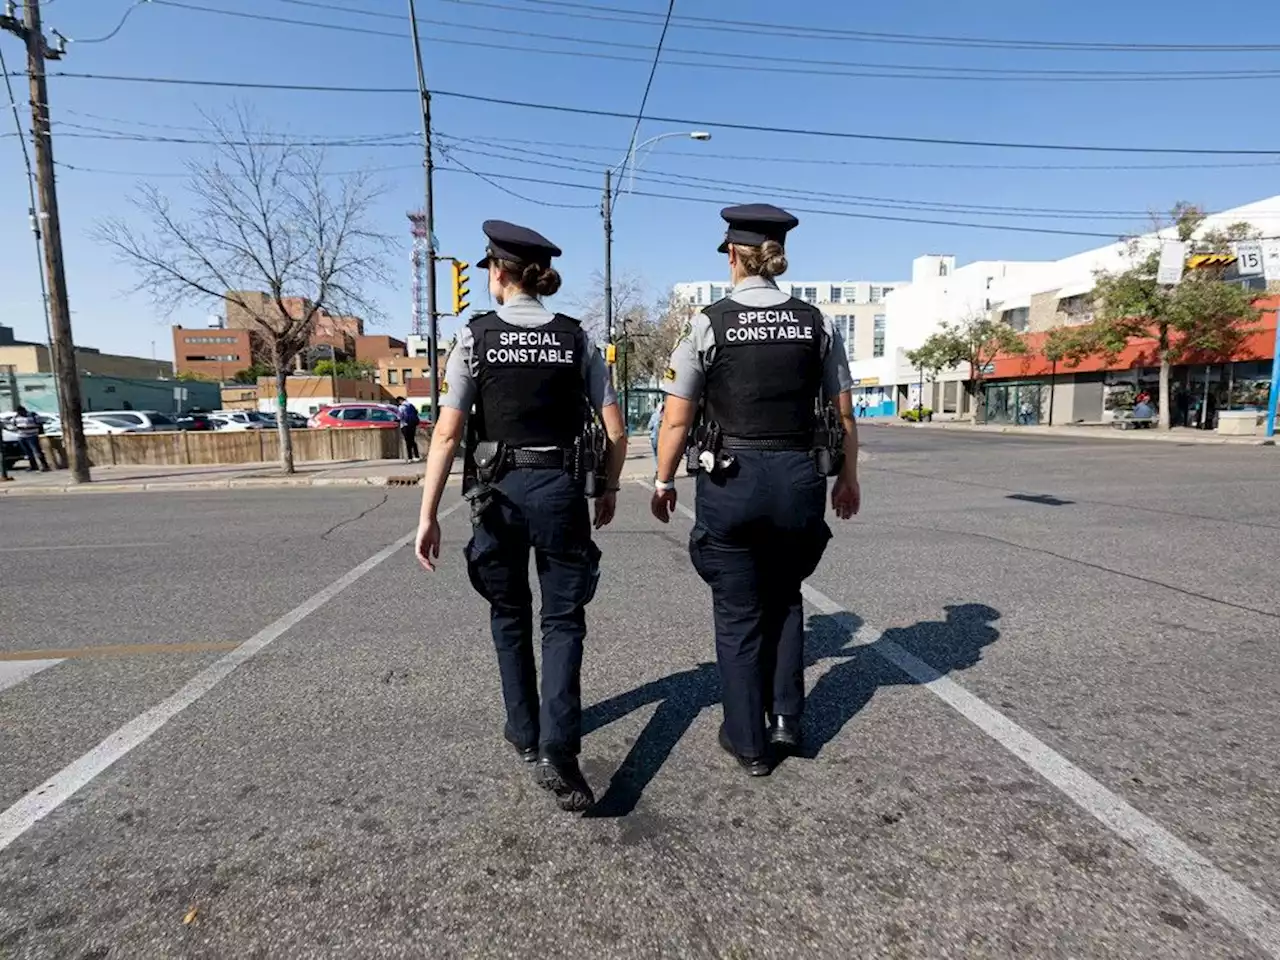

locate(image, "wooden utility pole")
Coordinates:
2 0 89 481
407 0 440 419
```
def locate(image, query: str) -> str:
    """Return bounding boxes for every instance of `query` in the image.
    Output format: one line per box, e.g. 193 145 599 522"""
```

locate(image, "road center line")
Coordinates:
0 500 462 856
666 496 1280 958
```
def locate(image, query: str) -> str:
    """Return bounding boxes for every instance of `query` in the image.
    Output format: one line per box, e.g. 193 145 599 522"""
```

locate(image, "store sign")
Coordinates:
1157 240 1188 285
851 377 880 387
1263 240 1280 283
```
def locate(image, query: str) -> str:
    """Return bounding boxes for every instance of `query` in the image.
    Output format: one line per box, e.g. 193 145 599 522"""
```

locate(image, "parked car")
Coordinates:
209 410 272 431
83 410 181 433
175 413 218 431
307 404 401 429
258 412 309 430
80 415 146 435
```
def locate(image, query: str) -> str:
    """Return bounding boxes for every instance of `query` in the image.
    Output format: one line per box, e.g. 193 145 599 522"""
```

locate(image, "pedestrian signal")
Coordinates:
605 343 617 364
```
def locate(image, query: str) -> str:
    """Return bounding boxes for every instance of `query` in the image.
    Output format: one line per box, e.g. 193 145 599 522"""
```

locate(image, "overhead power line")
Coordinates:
157 1 1280 82
616 0 675 195
36 71 1280 156
431 166 1127 239
436 0 1280 53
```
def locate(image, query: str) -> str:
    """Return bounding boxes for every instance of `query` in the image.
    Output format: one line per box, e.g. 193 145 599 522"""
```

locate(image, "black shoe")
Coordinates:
718 725 771 778
768 715 802 753
534 755 595 812
515 745 538 764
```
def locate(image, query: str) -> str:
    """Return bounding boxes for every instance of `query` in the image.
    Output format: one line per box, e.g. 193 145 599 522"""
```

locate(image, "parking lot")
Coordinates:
1 428 1277 958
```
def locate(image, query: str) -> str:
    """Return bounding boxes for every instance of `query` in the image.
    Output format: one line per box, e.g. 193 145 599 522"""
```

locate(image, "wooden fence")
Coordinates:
39 427 415 467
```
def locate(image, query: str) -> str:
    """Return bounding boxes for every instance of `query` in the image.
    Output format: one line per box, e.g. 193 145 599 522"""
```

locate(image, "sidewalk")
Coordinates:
866 418 1276 446
0 446 662 497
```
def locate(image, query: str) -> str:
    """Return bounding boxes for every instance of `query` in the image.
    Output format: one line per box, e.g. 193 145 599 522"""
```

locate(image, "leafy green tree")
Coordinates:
231 362 273 384
175 370 214 383
906 313 1027 421
313 358 375 381
1057 205 1261 430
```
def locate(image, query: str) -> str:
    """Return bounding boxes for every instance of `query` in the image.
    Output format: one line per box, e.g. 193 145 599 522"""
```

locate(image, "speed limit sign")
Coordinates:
1233 240 1263 276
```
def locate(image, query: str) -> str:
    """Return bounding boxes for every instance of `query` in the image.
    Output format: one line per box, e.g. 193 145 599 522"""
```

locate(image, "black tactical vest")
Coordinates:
703 296 825 444
470 311 586 448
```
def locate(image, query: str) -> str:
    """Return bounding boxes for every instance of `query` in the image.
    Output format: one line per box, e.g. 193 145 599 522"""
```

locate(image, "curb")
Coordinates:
864 421 1276 446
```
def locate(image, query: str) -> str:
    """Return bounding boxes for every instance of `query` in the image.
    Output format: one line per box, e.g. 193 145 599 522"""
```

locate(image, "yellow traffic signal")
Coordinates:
605 343 617 364
452 259 470 315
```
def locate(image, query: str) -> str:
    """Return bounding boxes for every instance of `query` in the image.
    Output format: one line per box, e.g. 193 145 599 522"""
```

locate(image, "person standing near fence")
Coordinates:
396 396 421 462
13 407 50 472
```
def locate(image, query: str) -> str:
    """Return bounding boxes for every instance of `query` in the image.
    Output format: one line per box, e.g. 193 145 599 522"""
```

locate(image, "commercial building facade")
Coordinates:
1 324 173 381
882 196 1280 426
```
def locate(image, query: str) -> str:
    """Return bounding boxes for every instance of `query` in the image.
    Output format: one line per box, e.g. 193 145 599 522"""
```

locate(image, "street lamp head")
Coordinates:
690 131 712 141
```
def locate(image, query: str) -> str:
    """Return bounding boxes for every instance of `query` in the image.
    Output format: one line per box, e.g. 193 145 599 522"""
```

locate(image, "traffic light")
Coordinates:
452 259 470 315
605 343 617 364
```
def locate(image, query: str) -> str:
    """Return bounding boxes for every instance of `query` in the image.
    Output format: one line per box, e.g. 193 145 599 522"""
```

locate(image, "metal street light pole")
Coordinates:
603 131 711 351
406 0 439 418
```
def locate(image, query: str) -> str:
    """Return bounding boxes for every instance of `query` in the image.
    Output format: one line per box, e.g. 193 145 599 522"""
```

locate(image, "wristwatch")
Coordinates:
654 478 676 492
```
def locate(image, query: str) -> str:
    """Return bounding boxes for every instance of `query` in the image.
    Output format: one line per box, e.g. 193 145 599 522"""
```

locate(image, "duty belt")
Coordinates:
506 447 569 469
721 434 811 452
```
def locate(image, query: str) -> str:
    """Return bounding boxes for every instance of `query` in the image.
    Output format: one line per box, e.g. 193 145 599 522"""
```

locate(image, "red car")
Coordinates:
307 403 402 429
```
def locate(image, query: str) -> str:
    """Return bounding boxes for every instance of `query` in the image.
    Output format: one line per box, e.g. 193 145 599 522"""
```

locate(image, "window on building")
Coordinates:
939 262 949 277
870 286 883 303
882 286 894 297
1001 307 1030 332
695 287 704 305
387 370 399 385
829 286 842 303
710 285 724 301
790 285 802 299
847 317 857 360
803 287 818 303
873 315 885 358
1058 295 1093 326
845 286 858 302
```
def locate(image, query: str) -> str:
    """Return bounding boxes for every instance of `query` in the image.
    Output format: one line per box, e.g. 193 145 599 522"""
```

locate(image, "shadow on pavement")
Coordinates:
582 603 1001 819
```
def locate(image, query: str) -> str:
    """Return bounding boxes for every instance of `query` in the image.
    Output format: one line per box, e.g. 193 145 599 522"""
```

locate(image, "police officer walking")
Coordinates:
651 204 860 776
416 220 627 812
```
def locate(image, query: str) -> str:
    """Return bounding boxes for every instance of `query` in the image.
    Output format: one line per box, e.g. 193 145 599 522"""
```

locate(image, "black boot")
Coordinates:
718 725 771 778
767 714 802 753
534 754 595 812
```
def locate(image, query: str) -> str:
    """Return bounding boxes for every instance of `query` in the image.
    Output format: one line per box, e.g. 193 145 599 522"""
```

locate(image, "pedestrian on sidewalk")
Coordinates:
648 398 664 462
415 219 627 814
13 406 50 472
396 396 421 462
651 203 860 778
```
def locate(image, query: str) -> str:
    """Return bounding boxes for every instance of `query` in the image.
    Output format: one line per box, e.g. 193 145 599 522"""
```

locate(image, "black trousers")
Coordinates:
689 450 831 759
401 424 420 459
464 467 602 759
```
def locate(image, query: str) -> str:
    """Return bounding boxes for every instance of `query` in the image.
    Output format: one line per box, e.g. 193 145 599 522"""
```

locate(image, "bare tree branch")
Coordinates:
93 103 396 474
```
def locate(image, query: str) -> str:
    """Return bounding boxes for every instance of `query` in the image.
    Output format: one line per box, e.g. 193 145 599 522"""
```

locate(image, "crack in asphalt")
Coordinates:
318 492 391 542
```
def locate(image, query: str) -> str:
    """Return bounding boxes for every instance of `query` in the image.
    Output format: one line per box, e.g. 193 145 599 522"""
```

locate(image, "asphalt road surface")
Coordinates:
1 428 1277 959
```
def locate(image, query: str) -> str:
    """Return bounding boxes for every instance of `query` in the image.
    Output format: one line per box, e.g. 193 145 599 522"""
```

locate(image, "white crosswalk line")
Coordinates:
0 659 64 695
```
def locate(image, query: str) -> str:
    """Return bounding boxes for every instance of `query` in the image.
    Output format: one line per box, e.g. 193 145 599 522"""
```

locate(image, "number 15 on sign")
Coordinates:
1234 241 1263 276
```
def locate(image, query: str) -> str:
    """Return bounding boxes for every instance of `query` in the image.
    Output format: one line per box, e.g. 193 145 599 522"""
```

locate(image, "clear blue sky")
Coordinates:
4 0 1280 361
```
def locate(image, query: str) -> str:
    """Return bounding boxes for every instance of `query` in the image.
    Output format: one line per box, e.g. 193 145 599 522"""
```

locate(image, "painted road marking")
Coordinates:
0 642 242 662
0 659 64 695
0 542 167 553
0 499 465 855
667 497 1280 958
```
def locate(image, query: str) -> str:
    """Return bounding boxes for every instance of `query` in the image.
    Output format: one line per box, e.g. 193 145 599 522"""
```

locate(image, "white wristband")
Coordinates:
654 478 676 492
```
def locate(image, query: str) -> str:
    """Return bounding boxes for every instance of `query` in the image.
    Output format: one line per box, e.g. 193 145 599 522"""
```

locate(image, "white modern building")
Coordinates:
672 277 910 416
886 195 1280 422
